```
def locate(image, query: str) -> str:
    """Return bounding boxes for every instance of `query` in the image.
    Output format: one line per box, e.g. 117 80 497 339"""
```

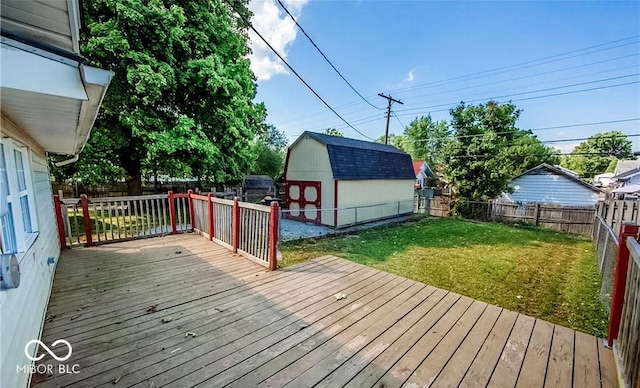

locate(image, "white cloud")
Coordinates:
554 141 581 154
248 0 309 81
404 70 414 82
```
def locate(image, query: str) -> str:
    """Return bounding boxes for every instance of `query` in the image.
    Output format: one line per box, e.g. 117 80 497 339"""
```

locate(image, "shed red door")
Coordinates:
285 180 322 224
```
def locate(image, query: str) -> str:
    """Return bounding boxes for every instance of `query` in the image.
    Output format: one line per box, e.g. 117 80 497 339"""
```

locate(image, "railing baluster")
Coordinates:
116 200 122 239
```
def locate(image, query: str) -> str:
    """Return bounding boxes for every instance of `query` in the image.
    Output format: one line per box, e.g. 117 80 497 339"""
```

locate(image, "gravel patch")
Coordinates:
280 215 415 242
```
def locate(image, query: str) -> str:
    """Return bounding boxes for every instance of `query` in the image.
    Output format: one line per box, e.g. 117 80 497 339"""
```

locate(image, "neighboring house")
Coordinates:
500 164 602 206
0 2 112 387
613 159 640 177
284 132 415 228
413 161 432 189
593 172 615 188
613 166 640 188
611 183 640 199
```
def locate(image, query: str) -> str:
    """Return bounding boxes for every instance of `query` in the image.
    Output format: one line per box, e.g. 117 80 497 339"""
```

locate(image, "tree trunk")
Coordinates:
126 171 143 196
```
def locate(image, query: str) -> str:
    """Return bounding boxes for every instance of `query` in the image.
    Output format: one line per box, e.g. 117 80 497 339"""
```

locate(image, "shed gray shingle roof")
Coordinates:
303 132 415 180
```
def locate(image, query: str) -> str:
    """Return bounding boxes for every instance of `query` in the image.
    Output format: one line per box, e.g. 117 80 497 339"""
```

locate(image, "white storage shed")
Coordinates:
284 132 415 228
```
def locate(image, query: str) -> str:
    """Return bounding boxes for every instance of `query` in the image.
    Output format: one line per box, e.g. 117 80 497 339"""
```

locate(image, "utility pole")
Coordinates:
378 93 403 144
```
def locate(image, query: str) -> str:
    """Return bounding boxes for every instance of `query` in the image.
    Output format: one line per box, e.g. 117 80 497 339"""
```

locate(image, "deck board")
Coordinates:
31 233 617 388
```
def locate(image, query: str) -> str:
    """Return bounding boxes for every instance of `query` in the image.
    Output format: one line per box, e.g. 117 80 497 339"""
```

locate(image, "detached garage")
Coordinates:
501 164 603 206
284 131 415 228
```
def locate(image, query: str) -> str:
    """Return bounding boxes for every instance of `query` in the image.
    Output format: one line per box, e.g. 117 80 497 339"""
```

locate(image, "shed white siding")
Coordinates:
502 172 599 206
1 116 60 388
336 179 415 227
285 138 335 226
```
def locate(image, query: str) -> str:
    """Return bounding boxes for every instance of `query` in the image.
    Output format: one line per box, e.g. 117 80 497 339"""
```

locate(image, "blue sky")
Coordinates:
248 0 640 153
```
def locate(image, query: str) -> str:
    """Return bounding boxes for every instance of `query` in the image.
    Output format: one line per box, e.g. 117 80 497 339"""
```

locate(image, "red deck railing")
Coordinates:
53 192 279 270
608 222 640 388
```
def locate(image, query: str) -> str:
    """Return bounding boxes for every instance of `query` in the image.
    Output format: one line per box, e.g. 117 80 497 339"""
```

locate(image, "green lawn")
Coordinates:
280 217 608 337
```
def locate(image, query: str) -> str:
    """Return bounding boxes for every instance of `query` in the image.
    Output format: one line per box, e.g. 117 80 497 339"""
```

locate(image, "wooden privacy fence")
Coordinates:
489 201 596 235
597 199 640 236
607 223 640 388
54 191 279 270
413 195 451 217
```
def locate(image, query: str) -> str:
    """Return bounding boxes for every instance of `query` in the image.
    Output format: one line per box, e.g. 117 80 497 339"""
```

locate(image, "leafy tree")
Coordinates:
446 102 558 203
61 0 266 194
374 134 409 152
403 115 451 171
560 131 634 179
322 128 344 137
251 125 288 180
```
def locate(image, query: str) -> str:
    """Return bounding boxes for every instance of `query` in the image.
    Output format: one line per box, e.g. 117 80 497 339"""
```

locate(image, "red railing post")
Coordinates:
168 191 177 234
268 201 280 271
53 195 67 250
232 197 240 253
80 194 93 247
187 189 195 232
608 222 640 345
207 193 214 241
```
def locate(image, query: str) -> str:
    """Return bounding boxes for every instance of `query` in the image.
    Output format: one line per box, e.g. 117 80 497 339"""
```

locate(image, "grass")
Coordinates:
65 209 173 242
280 217 608 337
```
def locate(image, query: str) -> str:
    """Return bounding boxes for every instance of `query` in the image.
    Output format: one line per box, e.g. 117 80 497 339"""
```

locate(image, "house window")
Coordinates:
0 139 38 254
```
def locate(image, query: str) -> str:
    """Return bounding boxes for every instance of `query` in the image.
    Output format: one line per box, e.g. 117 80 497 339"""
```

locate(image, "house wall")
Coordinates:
285 138 335 226
336 179 415 227
502 171 600 206
1 115 60 388
627 174 640 186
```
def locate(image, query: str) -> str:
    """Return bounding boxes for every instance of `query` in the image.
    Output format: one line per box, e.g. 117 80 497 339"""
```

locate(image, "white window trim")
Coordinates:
1 137 39 254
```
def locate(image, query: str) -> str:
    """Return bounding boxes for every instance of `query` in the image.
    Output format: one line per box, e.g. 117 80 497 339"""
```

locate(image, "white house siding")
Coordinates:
502 172 599 206
1 116 60 388
336 179 414 227
285 138 335 226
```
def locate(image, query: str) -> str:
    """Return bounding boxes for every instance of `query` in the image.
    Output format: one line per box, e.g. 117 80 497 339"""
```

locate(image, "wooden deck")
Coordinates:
32 234 617 388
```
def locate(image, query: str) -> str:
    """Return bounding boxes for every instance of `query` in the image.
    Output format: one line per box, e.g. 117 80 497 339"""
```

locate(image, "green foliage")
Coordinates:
322 128 344 137
560 131 634 179
251 125 288 180
446 102 558 203
281 217 607 337
57 0 266 194
374 134 409 152
403 115 451 170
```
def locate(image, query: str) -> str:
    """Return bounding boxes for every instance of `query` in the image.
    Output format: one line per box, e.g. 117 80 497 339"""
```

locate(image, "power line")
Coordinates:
396 73 640 114
397 62 640 104
392 111 407 130
542 133 640 144
275 0 383 110
529 118 640 132
404 131 639 144
286 117 640 142
394 80 640 118
275 49 638 129
226 0 373 140
450 151 633 159
388 35 640 94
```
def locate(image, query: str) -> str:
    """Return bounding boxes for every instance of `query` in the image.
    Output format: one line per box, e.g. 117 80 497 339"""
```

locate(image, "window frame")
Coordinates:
1 137 38 254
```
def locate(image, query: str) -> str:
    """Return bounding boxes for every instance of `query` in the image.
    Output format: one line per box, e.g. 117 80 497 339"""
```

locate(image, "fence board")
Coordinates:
598 200 640 236
490 201 595 236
